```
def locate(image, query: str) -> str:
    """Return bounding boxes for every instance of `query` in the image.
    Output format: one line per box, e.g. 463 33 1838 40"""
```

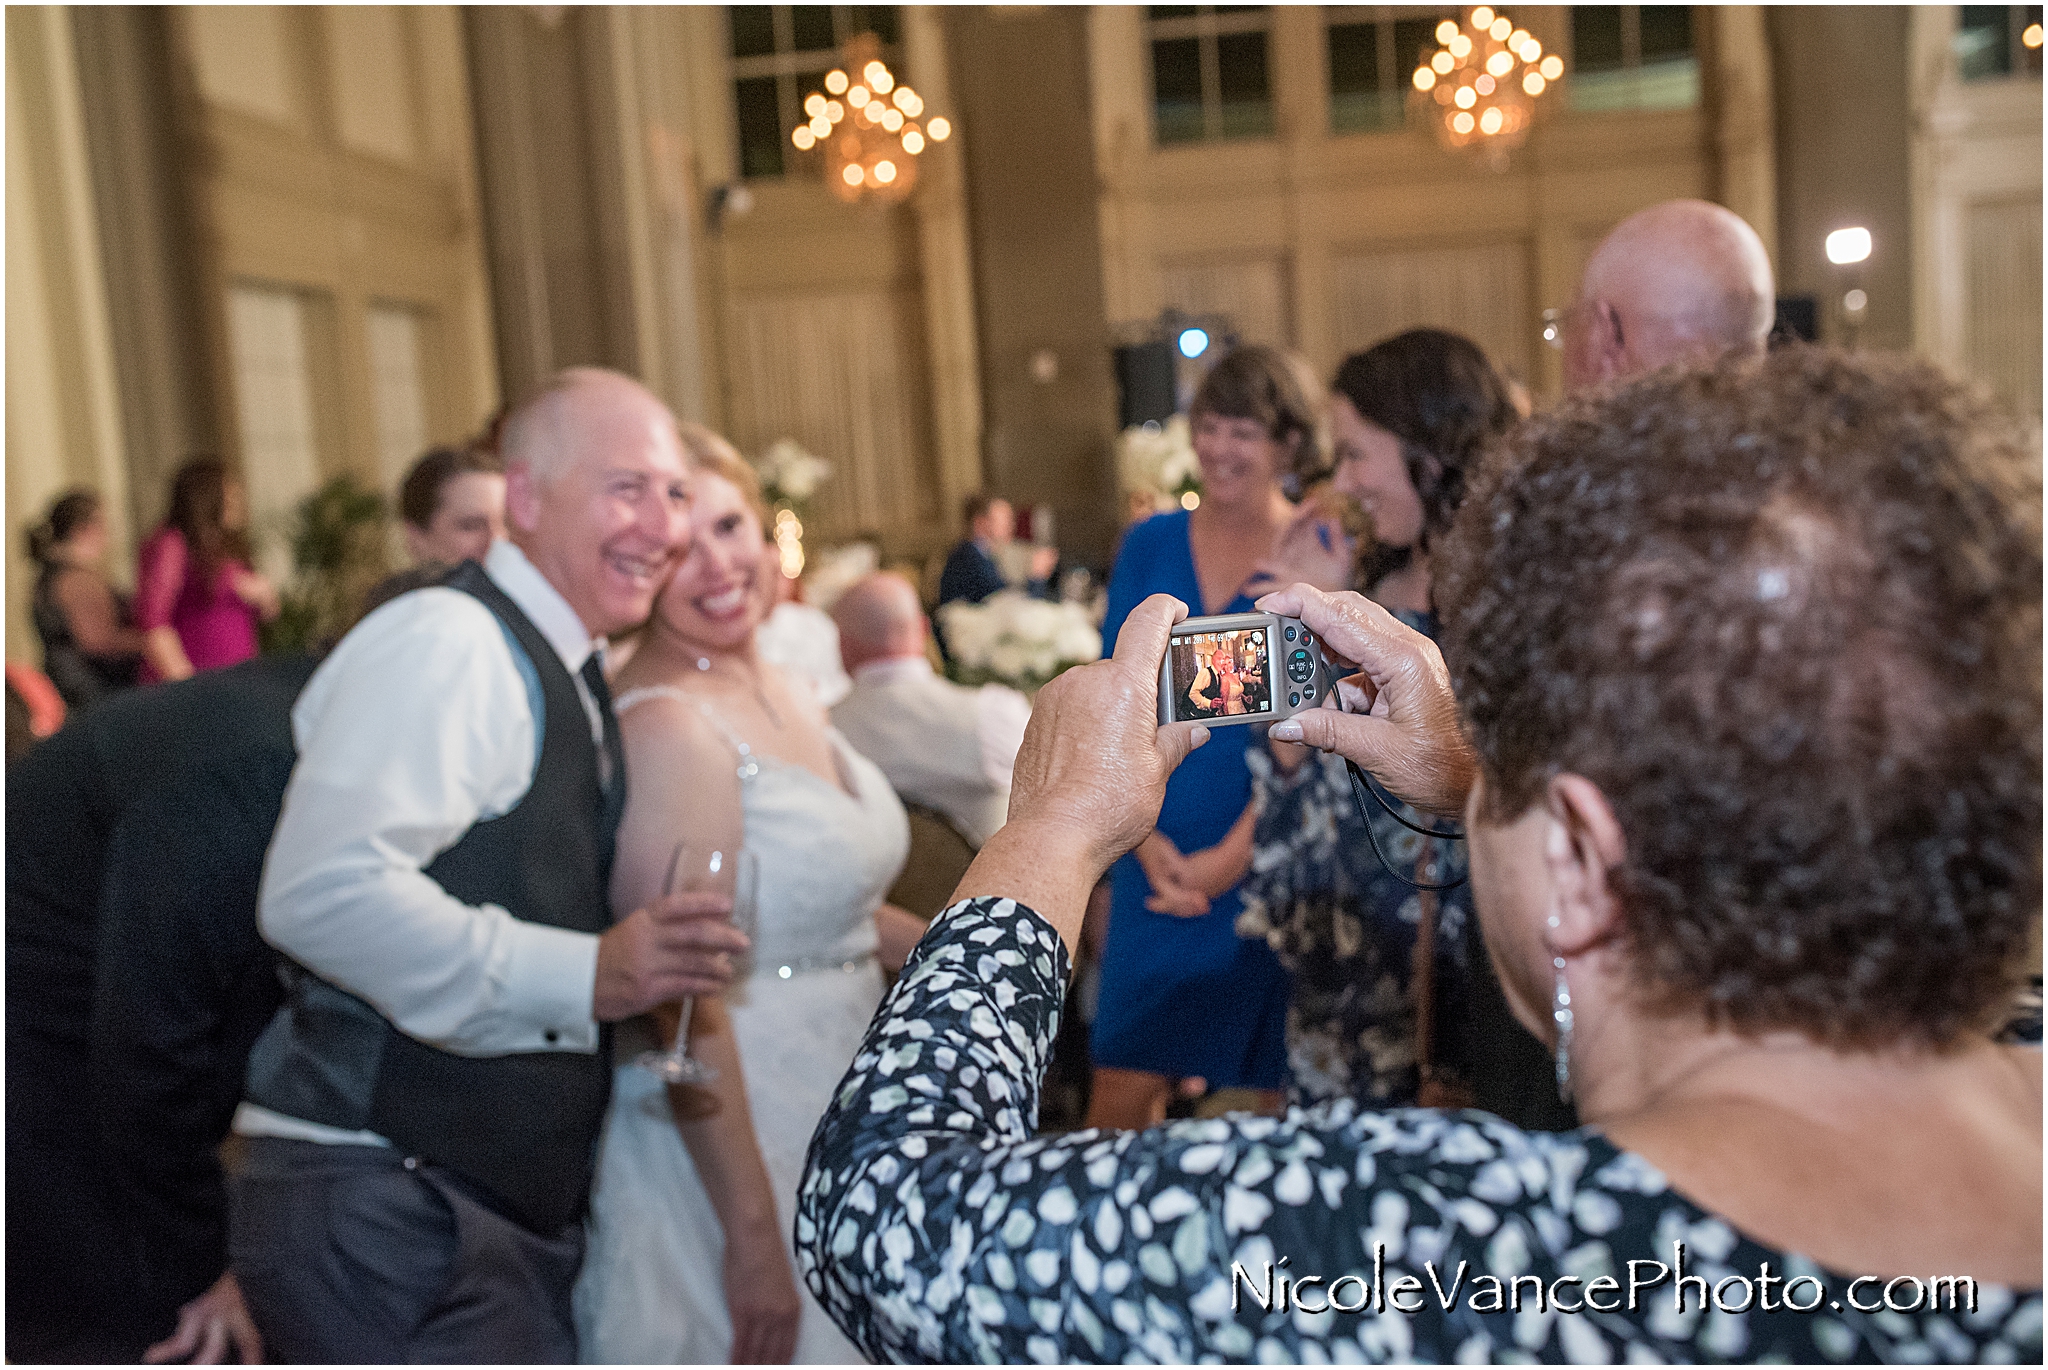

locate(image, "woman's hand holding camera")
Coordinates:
1256 583 1477 818
952 595 1210 954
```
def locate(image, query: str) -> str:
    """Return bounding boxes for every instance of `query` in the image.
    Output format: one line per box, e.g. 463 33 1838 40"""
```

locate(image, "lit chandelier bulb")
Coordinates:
927 116 951 141
824 69 848 95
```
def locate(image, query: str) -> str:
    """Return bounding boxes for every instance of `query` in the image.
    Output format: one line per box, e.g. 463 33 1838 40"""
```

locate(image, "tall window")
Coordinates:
729 5 901 179
1326 9 1445 134
1955 5 2044 81
1568 6 1697 112
1148 6 1275 145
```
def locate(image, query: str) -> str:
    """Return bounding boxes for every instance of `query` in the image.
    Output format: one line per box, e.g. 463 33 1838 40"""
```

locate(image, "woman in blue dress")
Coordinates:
1089 345 1329 1127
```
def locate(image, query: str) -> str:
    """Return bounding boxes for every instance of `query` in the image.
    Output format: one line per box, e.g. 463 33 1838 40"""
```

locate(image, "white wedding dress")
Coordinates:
573 687 909 1364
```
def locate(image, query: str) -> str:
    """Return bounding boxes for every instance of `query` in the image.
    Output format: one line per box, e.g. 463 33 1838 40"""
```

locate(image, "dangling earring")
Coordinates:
1548 914 1574 1104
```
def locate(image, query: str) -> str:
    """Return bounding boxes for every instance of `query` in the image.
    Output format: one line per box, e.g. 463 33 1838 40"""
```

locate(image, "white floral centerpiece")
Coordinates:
939 590 1102 694
1116 414 1201 507
752 437 833 515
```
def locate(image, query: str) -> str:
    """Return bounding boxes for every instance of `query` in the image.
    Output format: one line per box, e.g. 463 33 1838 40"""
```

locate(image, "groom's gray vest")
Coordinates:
243 561 625 1234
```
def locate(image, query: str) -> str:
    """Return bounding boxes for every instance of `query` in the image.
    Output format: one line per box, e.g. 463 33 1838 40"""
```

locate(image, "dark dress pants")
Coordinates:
228 1137 583 1364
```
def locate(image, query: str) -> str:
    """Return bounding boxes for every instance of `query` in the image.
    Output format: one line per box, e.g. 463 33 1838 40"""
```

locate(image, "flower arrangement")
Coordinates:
752 437 833 515
1116 414 1201 506
939 590 1102 694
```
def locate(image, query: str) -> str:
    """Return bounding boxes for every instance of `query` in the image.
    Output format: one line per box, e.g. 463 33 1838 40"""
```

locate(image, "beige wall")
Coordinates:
7 7 133 662
1908 7 2043 416
681 6 979 562
1089 5 1776 402
171 5 499 566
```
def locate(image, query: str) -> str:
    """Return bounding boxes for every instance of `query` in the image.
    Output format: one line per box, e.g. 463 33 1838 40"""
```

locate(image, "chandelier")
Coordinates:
789 34 951 204
1408 7 1563 158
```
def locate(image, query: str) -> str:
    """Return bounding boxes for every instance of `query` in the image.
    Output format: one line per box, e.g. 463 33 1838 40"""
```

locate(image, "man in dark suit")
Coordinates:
937 492 1059 610
5 655 316 1363
935 493 1059 660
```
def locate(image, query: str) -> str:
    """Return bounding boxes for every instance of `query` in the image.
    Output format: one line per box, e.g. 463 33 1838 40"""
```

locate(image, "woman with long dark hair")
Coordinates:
133 458 278 681
1237 328 1567 1123
25 488 145 712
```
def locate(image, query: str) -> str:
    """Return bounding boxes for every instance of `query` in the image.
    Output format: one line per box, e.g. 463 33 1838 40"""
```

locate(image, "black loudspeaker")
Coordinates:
1114 341 1178 429
1771 296 1819 346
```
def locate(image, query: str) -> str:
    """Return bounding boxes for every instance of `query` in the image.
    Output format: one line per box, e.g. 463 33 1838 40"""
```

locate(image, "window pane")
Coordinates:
1957 5 2015 80
1330 22 1400 133
1393 16 1441 74
1149 5 1199 18
735 75 785 178
1637 5 1692 60
2025 6 2045 76
1216 30 1274 137
1571 6 1626 72
1215 3 1268 12
729 5 776 58
791 6 836 52
848 5 899 44
1152 36 1205 143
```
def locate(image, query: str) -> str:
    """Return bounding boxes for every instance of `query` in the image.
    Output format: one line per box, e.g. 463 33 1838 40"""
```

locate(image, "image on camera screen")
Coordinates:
1168 627 1272 721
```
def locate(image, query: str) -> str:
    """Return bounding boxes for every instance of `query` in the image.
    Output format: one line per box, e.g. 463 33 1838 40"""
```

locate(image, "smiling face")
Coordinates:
652 469 768 652
1192 411 1289 511
1331 394 1426 551
503 374 694 637
408 470 507 567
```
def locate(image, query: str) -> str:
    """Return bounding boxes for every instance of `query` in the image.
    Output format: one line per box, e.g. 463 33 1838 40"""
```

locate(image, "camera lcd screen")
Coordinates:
1167 626 1273 721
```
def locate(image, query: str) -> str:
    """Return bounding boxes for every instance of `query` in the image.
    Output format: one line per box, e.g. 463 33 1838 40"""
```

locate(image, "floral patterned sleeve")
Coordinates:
797 897 2040 1364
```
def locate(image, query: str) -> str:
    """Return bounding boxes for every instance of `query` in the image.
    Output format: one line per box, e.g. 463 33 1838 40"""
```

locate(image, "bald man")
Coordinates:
229 369 748 1361
1561 198 1776 393
830 572 1030 848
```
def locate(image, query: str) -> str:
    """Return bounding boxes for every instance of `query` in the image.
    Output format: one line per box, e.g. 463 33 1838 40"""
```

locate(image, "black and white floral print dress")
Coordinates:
796 898 2043 1364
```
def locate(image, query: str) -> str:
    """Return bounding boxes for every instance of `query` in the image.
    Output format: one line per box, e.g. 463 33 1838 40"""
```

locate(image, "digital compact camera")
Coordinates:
1156 611 1336 727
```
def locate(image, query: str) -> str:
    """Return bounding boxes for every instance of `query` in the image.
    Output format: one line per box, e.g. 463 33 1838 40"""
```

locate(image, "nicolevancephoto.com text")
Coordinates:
1232 1241 1983 1320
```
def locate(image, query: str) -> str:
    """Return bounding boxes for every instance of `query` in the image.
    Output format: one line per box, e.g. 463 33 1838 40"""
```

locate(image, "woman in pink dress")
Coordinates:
134 458 279 681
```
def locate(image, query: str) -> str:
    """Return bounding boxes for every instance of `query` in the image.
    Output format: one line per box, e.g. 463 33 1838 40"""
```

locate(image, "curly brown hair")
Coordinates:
1437 347 2041 1048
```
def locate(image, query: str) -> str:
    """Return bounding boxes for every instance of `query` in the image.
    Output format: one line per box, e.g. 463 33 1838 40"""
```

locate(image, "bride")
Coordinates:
573 427 916 1364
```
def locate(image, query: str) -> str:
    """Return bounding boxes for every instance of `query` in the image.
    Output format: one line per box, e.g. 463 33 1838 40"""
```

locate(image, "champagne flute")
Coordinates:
634 842 758 1086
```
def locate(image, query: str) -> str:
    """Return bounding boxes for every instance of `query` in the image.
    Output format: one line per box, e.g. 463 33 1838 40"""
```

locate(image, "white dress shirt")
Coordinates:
236 541 610 1146
832 656 1031 847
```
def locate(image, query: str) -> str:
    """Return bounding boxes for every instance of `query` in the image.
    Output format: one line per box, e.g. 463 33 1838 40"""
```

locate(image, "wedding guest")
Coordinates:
1555 198 1775 394
26 487 144 713
228 368 749 1362
6 653 316 1364
938 493 1057 610
134 459 279 682
830 571 1031 848
1089 345 1322 1128
1238 329 1565 1128
574 431 913 1363
399 444 506 568
798 348 2041 1362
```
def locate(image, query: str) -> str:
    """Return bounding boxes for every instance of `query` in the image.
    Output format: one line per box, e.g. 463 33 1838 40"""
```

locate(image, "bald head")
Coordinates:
833 572 927 673
498 367 694 635
1566 200 1775 393
500 367 681 486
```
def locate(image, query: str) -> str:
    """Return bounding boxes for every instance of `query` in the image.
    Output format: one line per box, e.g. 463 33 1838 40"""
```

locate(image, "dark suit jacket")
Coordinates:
5 656 314 1360
937 538 1008 610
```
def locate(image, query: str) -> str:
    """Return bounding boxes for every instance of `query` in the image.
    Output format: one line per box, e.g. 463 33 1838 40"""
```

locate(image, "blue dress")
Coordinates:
1092 511 1290 1088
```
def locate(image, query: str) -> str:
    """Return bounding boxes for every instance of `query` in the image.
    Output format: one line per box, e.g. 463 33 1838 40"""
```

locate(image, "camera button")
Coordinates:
1289 692 1300 708
1284 625 1297 641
